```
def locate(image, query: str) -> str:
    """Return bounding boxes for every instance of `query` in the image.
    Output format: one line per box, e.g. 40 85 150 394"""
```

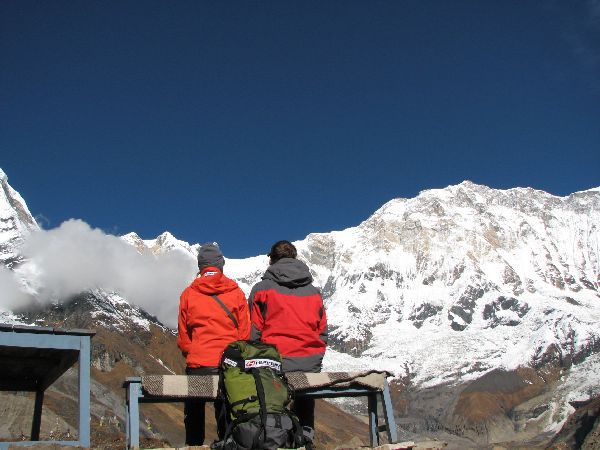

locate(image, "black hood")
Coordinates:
263 258 313 288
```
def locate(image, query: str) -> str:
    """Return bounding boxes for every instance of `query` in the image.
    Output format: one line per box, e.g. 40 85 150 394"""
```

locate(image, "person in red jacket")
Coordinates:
177 243 250 446
249 240 327 430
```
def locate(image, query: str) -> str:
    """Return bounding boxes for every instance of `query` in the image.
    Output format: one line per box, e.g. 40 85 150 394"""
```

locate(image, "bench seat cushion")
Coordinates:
140 370 390 399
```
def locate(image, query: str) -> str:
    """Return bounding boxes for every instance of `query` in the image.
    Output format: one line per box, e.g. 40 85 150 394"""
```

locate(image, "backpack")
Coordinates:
213 340 309 450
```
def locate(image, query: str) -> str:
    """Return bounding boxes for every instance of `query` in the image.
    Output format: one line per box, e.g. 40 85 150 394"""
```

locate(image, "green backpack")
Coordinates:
214 340 308 450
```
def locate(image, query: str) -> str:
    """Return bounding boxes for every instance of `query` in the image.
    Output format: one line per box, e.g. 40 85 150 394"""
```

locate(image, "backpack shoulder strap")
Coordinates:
210 295 239 329
251 368 268 447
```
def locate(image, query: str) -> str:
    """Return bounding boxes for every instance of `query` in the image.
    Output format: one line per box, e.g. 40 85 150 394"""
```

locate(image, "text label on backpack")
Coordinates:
244 358 281 371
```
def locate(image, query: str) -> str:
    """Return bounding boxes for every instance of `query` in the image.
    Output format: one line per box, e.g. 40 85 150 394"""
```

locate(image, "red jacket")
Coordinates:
178 267 250 368
249 258 327 372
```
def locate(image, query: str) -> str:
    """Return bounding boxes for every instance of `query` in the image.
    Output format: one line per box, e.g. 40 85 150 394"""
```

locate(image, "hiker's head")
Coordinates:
268 240 297 264
197 242 225 271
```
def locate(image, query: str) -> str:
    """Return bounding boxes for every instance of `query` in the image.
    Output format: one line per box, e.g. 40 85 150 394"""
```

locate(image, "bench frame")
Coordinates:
124 375 398 449
0 325 94 450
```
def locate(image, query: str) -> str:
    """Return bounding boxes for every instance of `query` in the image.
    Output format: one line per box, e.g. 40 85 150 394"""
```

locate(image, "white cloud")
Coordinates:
12 219 197 328
0 266 32 311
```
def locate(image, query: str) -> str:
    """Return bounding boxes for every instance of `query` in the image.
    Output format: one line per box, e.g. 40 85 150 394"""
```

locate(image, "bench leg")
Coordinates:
31 389 44 440
126 382 141 450
367 393 380 447
381 379 398 443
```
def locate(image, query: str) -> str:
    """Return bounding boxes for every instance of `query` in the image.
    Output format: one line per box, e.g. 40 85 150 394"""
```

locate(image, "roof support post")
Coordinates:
381 378 398 443
368 392 380 447
31 389 44 440
78 334 91 448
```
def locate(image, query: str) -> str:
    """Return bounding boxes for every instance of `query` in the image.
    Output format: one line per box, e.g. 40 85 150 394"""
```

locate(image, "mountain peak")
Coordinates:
122 231 142 241
456 179 479 188
0 167 39 267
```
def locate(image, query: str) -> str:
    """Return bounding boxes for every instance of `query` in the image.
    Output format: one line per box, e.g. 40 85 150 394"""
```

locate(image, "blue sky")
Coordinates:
1 1 599 258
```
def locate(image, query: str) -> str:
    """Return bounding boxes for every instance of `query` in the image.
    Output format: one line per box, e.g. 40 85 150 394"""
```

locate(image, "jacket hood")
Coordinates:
190 267 240 295
263 258 313 288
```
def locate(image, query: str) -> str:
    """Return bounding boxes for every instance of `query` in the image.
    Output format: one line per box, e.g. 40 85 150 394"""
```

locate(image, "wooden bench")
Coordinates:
124 371 398 449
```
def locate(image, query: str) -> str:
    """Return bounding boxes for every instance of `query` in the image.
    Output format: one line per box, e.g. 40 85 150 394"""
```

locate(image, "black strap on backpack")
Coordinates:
210 295 239 329
251 368 268 448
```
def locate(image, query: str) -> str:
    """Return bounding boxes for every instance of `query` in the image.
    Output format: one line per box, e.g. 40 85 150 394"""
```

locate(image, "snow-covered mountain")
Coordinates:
298 182 600 383
1 167 599 445
290 181 600 438
0 168 39 267
118 179 600 400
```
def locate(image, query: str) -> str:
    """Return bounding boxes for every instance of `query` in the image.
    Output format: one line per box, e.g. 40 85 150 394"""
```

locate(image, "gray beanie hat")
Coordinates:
197 243 225 270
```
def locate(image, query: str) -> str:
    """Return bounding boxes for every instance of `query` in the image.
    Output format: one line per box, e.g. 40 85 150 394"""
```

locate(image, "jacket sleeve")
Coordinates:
248 284 264 341
177 291 192 356
236 289 251 340
318 295 328 346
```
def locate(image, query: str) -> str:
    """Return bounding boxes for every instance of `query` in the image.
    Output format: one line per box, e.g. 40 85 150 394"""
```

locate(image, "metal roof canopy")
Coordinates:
0 323 95 449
